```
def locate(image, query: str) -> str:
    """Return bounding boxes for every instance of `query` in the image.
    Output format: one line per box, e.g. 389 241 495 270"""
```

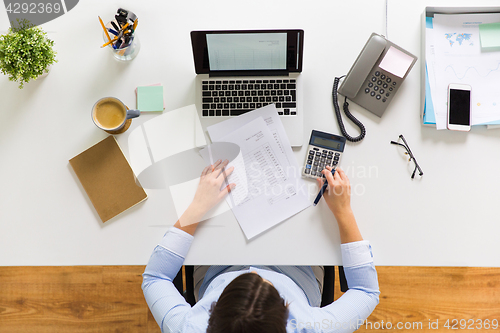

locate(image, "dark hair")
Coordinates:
207 272 288 333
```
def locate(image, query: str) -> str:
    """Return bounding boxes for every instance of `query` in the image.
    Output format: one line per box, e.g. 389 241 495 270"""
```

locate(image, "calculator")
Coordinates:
302 130 346 179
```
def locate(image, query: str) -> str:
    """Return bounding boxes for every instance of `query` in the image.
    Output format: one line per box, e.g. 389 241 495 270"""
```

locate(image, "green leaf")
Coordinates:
0 20 57 89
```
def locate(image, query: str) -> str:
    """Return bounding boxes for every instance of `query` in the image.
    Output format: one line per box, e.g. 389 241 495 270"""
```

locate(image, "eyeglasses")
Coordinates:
390 134 423 179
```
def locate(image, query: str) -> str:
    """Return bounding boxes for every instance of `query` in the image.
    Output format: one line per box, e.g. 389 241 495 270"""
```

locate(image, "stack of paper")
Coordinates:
424 12 500 129
203 105 311 240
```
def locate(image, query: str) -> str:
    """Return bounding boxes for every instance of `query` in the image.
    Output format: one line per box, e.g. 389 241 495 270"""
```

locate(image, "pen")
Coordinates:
115 39 123 49
98 16 112 44
313 169 335 206
111 21 120 31
108 28 118 36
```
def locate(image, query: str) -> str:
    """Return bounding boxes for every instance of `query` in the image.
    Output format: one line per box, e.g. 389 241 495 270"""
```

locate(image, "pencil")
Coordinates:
99 16 112 44
132 18 138 31
101 36 118 48
121 22 130 31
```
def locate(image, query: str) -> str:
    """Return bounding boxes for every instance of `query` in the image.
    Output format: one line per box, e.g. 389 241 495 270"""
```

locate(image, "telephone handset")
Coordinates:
333 33 418 142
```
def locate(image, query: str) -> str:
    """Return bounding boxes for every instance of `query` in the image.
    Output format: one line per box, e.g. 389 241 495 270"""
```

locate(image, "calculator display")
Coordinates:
312 137 343 150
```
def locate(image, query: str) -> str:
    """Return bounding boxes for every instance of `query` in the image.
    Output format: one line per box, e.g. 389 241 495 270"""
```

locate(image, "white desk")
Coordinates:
1 0 500 267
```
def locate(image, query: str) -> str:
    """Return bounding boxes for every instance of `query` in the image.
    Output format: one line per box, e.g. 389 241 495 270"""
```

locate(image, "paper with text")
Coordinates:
207 113 310 239
208 104 291 162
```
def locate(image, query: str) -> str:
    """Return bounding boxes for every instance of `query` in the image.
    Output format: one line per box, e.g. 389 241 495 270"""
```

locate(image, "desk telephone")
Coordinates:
333 33 418 142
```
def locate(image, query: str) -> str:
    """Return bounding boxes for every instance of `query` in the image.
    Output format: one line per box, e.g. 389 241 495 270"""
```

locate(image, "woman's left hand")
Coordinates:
191 159 236 216
178 160 236 228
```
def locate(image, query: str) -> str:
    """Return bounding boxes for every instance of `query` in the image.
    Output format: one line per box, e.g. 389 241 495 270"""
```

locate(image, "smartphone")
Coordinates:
447 84 471 131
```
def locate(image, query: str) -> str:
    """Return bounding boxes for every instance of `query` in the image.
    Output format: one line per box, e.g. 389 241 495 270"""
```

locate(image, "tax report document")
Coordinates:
208 104 291 160
207 110 310 239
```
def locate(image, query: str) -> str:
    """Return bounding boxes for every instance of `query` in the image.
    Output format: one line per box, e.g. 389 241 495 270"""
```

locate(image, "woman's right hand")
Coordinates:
316 167 362 243
316 167 352 218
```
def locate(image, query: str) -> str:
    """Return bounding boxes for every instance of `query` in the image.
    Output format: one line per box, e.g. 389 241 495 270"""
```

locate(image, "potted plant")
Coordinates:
0 20 57 88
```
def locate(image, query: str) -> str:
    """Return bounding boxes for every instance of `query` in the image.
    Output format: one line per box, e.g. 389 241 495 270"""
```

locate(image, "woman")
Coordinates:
142 159 379 332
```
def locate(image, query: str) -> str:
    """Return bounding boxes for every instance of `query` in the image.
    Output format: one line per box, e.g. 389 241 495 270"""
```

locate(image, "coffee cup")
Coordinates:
91 97 140 134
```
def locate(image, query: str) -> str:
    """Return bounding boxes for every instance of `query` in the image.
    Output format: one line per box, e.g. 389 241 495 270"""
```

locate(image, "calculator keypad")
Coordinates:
303 146 341 179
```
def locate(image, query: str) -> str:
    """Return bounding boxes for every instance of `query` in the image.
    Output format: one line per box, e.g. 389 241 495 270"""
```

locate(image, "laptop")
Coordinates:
191 29 304 147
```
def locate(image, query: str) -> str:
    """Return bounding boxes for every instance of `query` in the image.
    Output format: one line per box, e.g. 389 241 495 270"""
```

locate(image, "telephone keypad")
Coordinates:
364 71 398 102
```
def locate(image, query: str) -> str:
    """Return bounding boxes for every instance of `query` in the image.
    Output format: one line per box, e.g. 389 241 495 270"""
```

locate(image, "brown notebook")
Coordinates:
69 136 147 223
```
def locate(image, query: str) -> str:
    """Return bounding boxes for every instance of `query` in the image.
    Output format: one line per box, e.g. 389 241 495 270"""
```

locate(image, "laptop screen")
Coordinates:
206 33 287 71
191 30 304 75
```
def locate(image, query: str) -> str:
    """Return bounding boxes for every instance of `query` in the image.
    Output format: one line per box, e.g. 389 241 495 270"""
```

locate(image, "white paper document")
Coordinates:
431 13 500 129
122 104 207 219
169 177 231 223
143 104 206 162
206 107 310 239
208 104 292 160
126 104 205 176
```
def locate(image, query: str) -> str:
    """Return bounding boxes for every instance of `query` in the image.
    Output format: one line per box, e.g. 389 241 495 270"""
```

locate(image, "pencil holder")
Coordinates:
102 23 140 61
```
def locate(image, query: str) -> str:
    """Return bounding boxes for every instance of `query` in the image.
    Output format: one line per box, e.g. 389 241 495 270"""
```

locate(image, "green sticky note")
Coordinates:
137 86 164 112
479 22 500 49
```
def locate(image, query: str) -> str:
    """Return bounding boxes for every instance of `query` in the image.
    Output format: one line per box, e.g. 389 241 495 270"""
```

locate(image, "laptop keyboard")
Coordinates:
201 79 297 117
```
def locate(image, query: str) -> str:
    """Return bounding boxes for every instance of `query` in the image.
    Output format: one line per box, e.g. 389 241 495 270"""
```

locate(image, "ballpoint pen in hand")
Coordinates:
313 169 335 206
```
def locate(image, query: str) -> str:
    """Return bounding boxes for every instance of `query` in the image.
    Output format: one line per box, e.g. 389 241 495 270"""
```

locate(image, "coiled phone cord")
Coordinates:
332 76 366 142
